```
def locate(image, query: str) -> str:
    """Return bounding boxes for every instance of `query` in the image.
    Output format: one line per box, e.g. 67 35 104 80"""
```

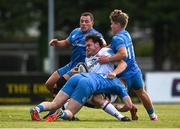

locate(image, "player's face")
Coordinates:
110 20 121 35
80 16 93 32
86 39 98 57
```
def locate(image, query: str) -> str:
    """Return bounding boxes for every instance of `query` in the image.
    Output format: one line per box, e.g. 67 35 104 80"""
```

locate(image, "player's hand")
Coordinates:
71 67 79 75
99 55 110 64
107 72 116 79
49 39 58 46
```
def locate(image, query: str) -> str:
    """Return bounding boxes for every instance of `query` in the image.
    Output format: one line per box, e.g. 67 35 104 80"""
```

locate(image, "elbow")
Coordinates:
122 62 127 71
124 62 127 69
121 60 127 71
123 52 128 59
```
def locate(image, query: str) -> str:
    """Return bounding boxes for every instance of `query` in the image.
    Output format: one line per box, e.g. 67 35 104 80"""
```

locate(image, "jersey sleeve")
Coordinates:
66 28 78 44
111 36 125 52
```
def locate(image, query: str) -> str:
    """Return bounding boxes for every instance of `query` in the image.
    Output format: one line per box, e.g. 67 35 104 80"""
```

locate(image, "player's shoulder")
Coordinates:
90 28 99 32
99 47 114 56
112 33 124 41
71 28 81 34
112 33 127 46
88 28 102 36
101 47 112 51
116 30 131 40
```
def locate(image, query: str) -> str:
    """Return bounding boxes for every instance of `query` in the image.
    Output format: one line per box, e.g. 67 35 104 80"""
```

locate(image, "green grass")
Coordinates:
0 104 180 128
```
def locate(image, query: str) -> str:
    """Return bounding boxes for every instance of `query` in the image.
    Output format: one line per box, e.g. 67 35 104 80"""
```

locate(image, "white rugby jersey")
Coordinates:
85 47 114 74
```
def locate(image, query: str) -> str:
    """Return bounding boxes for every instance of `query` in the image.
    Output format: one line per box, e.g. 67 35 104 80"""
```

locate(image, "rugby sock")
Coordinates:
63 101 69 109
147 108 156 117
102 100 124 120
47 111 55 115
59 111 68 120
147 108 154 115
35 104 45 113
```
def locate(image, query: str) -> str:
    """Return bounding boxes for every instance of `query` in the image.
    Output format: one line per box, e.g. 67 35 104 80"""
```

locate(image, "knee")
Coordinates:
61 109 73 120
91 95 104 106
45 81 54 92
45 80 51 87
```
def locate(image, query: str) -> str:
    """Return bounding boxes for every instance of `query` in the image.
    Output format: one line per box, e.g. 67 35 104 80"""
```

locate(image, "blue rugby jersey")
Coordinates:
79 72 127 99
110 30 141 79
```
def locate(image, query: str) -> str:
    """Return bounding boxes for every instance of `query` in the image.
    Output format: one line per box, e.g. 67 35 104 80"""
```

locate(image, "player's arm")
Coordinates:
109 47 128 62
49 39 70 47
107 60 127 79
99 47 128 64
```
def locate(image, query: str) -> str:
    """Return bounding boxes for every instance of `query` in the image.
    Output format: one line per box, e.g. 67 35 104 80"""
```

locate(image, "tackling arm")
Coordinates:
109 47 128 62
99 47 128 64
107 60 127 79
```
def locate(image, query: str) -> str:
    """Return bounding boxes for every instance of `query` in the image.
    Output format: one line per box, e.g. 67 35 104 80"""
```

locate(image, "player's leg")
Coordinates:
89 76 132 121
119 96 133 112
134 88 157 120
45 99 83 122
45 63 71 94
30 91 69 121
111 79 139 120
113 79 133 111
116 77 138 120
91 94 130 121
112 97 138 120
30 74 82 121
121 96 138 120
43 64 72 119
59 99 83 120
130 72 158 121
50 76 92 121
45 73 85 121
45 71 60 93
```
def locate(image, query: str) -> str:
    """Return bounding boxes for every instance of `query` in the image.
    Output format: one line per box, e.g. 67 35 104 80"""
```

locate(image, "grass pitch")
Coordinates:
0 104 180 128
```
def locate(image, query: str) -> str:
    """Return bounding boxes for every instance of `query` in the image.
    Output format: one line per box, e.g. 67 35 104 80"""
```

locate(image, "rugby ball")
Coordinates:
76 62 88 73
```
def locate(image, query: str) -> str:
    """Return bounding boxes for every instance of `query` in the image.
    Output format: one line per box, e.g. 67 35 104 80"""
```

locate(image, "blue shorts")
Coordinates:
61 73 128 105
57 63 73 77
125 72 144 90
61 74 93 104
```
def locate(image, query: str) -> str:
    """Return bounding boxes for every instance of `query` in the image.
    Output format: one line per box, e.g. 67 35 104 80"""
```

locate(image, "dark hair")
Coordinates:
81 12 94 22
85 34 103 47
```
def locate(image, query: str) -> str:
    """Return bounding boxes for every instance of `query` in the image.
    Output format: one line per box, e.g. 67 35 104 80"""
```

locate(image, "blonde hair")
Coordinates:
109 9 129 29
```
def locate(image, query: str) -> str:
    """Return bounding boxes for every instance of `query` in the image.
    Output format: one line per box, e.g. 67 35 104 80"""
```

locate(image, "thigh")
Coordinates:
46 71 60 86
127 72 144 90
